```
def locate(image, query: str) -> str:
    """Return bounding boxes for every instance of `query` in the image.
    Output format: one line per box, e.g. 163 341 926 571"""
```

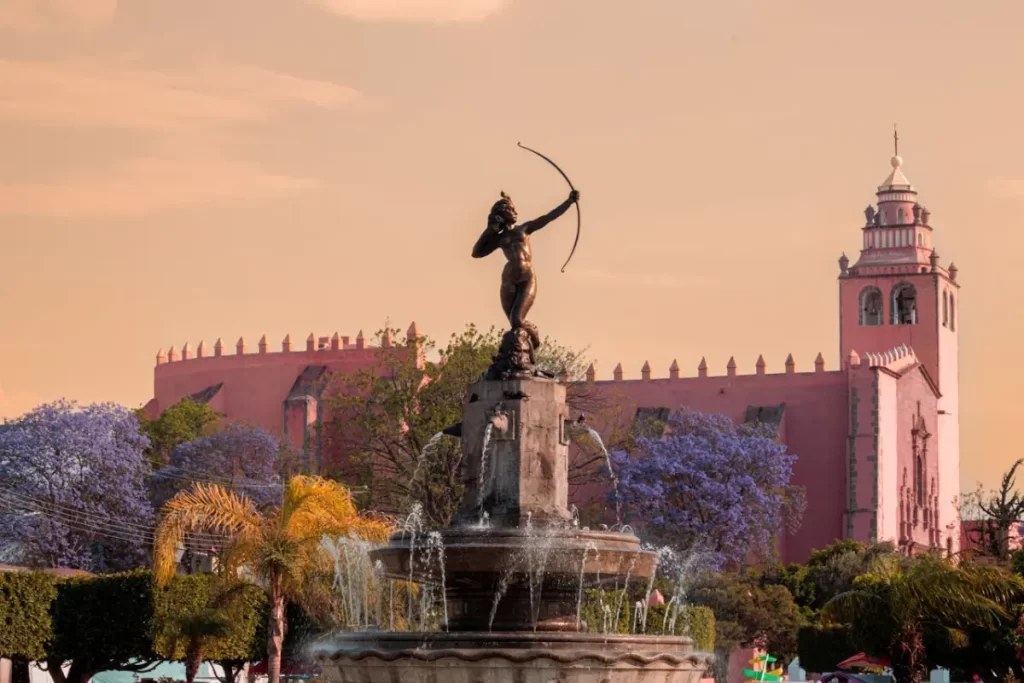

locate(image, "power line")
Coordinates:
0 487 230 548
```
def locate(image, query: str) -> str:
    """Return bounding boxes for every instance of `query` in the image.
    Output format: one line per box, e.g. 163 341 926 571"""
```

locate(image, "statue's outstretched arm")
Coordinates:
523 192 579 235
472 225 503 258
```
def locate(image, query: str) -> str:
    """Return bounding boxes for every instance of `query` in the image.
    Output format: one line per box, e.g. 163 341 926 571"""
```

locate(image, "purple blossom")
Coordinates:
0 400 154 572
611 408 801 569
151 423 283 509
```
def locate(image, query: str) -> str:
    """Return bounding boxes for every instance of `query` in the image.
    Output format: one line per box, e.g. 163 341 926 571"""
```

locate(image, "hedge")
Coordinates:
796 624 858 673
152 573 266 663
579 589 716 652
0 571 58 661
49 570 159 679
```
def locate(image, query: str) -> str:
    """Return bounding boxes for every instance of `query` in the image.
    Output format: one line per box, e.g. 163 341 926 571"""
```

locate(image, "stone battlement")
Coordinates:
847 343 918 372
588 352 830 382
155 322 421 366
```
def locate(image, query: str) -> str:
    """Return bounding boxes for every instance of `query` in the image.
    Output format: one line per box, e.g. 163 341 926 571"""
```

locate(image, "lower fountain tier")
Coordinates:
313 632 713 683
371 527 656 632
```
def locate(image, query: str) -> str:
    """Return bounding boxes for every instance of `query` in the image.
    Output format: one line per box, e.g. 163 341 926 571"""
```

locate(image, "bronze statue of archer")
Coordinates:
471 190 580 358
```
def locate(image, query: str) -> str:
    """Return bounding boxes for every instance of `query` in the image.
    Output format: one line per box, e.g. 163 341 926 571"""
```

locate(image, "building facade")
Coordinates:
146 153 961 564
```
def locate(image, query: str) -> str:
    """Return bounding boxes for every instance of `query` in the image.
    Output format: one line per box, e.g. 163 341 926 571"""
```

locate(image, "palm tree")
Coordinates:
823 554 1024 683
153 475 394 683
166 608 232 683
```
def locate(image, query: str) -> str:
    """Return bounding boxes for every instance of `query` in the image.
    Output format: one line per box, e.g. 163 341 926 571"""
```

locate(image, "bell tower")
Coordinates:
837 138 961 552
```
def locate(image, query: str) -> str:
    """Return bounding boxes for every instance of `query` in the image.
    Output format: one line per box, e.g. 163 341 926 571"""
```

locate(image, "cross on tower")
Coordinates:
894 124 899 156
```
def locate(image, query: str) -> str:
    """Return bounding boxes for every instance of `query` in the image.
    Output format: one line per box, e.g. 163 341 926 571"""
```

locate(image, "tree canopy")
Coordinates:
612 408 803 569
0 400 154 572
0 571 57 662
47 570 160 683
150 423 285 510
325 323 595 527
822 554 1024 683
153 475 394 683
137 398 220 468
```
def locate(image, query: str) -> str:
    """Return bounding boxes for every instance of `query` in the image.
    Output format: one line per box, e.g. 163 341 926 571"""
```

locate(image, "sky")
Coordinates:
0 0 1022 491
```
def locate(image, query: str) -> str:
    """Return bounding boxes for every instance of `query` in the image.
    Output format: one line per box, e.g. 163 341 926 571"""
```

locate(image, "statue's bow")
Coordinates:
517 142 581 273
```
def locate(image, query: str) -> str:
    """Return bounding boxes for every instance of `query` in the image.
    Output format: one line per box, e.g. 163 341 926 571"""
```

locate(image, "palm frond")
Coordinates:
284 476 394 544
153 482 263 586
822 589 887 625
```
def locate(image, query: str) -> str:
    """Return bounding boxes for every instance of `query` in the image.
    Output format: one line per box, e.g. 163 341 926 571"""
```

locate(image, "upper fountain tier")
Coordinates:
371 375 655 632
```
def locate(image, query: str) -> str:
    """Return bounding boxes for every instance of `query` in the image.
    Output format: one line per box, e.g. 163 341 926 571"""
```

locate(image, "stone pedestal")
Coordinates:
454 377 572 527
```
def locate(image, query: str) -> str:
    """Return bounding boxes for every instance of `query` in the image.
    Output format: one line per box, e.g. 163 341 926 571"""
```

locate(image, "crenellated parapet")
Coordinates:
588 352 832 382
845 343 919 374
154 322 422 367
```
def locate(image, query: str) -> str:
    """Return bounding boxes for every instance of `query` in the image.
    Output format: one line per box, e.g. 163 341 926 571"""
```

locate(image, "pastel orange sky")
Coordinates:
1 0 1020 492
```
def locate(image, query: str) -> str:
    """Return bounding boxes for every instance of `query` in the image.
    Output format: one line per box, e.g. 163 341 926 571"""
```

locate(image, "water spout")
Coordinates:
585 427 622 526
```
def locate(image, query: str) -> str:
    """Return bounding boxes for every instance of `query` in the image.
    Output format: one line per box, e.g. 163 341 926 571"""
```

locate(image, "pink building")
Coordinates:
144 326 422 473
146 152 961 564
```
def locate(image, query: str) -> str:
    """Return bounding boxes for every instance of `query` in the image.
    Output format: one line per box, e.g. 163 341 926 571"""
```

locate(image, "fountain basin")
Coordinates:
313 631 713 683
373 526 655 583
372 526 656 631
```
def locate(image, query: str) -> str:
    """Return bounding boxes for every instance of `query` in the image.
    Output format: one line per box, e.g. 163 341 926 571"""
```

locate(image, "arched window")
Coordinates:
949 295 955 331
917 233 923 247
859 287 883 326
892 283 918 325
897 207 905 224
942 290 948 327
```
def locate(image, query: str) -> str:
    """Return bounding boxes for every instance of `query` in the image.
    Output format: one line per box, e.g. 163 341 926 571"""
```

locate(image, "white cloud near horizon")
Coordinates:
306 0 509 22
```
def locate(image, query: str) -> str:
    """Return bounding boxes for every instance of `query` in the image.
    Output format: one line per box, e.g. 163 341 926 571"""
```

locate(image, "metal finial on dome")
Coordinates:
891 155 903 169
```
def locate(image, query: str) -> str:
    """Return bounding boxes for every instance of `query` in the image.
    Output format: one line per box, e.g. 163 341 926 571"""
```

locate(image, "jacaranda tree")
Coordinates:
611 408 803 569
0 400 154 572
150 423 285 509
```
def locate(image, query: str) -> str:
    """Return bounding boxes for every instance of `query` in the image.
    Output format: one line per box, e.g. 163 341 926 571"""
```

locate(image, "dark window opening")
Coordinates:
860 287 883 326
892 283 918 325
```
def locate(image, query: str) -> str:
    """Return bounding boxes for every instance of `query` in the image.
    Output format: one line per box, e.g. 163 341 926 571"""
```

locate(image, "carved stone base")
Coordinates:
314 632 714 683
486 327 538 380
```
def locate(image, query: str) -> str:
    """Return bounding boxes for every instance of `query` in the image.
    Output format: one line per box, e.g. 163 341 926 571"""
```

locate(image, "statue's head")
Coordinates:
489 191 517 228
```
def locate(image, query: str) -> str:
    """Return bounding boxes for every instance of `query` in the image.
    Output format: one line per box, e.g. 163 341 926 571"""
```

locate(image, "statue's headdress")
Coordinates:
490 191 517 226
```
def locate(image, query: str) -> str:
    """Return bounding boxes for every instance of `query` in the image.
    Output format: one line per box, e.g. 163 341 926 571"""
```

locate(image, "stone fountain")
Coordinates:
312 179 713 682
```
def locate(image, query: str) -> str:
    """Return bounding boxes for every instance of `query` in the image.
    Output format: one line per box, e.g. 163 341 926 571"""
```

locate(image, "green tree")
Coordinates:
690 572 803 682
137 398 220 467
153 575 266 683
153 475 394 683
45 571 161 683
962 459 1024 562
324 323 596 527
823 554 1024 683
0 571 57 683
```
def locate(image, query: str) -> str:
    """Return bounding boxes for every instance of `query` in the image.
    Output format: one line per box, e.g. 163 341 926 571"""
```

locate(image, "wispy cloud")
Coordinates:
0 154 319 219
0 57 361 217
305 0 509 22
0 0 118 34
571 267 707 291
0 58 361 132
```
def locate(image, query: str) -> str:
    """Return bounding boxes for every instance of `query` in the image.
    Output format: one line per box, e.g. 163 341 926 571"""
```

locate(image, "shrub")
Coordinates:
152 573 266 662
578 589 716 651
796 624 858 673
0 571 57 660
